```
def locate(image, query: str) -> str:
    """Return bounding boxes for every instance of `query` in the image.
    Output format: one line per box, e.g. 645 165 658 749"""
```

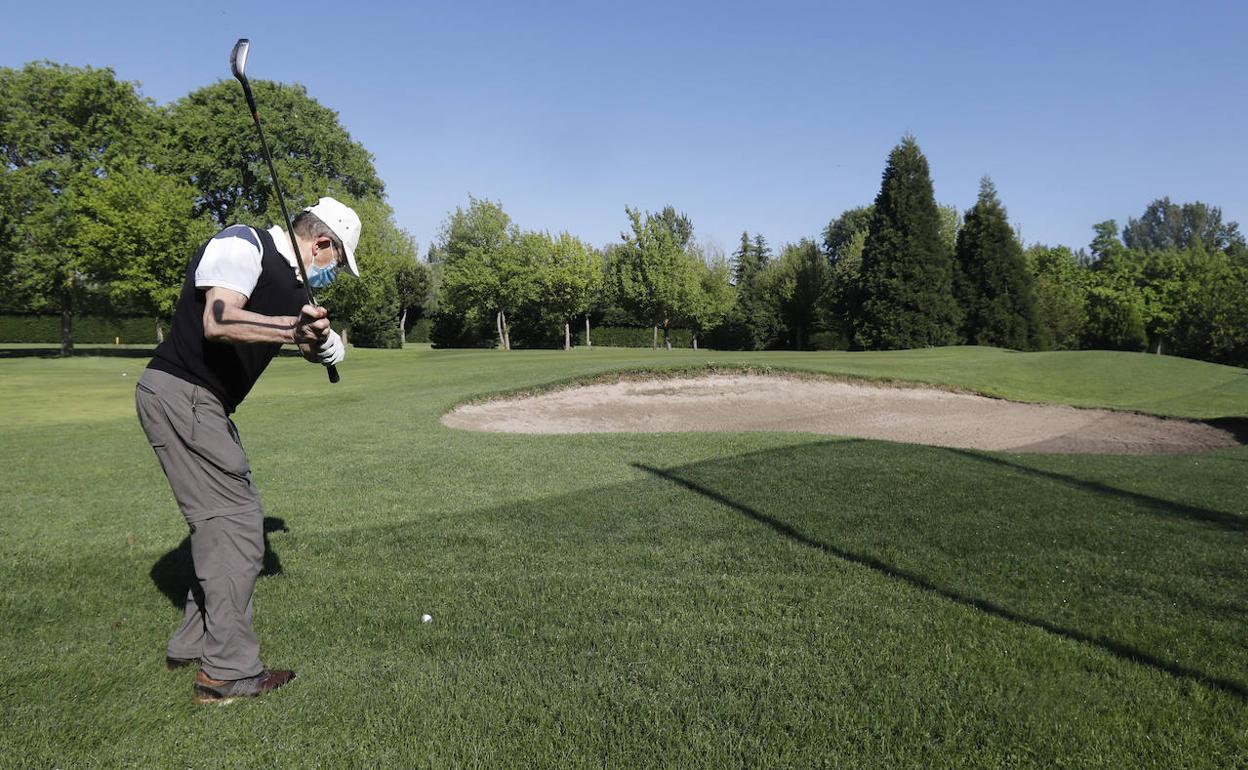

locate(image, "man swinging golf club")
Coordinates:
135 197 361 704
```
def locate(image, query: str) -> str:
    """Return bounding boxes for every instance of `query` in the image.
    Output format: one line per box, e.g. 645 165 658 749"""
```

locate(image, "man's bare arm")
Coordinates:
202 287 328 350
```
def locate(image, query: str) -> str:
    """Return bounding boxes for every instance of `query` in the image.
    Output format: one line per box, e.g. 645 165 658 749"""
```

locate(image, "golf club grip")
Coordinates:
327 364 340 383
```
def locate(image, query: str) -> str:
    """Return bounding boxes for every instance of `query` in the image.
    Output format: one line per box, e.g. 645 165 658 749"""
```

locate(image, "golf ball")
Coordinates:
421 614 432 623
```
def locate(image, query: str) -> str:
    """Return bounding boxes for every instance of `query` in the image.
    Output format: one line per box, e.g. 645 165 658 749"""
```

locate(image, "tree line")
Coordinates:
0 61 427 354
428 198 734 351
430 134 1248 367
5 61 1246 366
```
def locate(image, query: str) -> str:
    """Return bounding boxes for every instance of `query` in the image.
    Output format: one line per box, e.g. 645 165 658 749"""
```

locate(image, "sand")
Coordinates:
442 374 1244 455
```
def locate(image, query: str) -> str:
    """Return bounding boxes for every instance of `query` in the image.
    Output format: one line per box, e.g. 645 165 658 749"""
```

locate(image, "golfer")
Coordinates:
135 197 360 704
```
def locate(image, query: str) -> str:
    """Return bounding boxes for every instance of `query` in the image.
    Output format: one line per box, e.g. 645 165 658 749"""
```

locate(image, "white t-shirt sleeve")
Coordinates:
194 225 263 297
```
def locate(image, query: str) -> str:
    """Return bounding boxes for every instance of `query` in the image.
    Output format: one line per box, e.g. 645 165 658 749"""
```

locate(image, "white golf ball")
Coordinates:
421 613 432 623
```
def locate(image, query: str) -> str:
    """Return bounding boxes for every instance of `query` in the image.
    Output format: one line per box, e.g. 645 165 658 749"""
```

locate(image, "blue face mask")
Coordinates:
307 260 338 289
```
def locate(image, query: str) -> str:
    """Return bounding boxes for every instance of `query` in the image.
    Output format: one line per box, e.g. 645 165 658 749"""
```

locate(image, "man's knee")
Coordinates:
189 511 265 578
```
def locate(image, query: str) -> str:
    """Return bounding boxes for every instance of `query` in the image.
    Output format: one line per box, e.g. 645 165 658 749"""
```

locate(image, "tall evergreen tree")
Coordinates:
732 231 761 284
657 205 694 250
752 234 771 266
954 177 1038 349
854 136 962 349
719 230 780 349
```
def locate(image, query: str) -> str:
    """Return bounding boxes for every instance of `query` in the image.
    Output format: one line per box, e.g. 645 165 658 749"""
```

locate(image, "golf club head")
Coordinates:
230 38 250 82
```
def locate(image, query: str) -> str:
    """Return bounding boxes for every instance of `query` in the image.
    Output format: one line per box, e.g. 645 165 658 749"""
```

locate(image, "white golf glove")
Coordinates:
315 329 345 366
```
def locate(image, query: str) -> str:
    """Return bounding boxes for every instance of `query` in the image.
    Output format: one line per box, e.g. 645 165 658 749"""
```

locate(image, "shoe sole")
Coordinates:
192 692 239 706
192 675 294 705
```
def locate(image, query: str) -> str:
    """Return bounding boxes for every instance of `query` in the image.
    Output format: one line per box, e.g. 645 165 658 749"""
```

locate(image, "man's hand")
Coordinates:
315 329 345 366
294 305 331 345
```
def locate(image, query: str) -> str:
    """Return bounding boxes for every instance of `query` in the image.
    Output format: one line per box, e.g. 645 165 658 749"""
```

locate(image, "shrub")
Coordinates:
406 318 432 343
577 326 693 348
347 308 403 349
0 314 160 344
1082 288 1148 352
809 330 850 351
429 311 494 348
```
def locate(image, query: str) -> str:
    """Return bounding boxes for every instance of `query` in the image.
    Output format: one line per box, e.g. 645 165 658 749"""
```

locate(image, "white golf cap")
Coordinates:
305 197 361 276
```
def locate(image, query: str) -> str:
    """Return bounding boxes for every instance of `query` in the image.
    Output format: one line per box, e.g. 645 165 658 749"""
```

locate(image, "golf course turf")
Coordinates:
1 344 1245 768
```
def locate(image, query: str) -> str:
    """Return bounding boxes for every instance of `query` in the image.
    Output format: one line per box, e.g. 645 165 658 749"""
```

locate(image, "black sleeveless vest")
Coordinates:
148 226 307 413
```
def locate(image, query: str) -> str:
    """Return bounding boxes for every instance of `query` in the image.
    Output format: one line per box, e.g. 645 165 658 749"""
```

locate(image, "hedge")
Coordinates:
577 326 695 348
0 315 162 344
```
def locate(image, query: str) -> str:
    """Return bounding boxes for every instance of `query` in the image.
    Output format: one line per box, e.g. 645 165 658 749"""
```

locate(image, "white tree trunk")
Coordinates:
564 322 570 350
496 310 505 350
585 314 591 348
155 318 164 344
692 332 698 350
652 325 658 350
502 309 511 351
60 293 73 357
400 307 408 344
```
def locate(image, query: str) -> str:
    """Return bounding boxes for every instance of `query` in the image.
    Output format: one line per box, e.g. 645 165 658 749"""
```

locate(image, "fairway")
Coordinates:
2 345 1246 768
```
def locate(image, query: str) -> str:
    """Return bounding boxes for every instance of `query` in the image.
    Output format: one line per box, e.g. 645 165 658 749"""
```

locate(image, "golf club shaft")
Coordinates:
232 39 339 383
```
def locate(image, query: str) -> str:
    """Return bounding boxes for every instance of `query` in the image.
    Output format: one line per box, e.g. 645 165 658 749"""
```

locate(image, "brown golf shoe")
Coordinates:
165 656 199 671
192 668 296 705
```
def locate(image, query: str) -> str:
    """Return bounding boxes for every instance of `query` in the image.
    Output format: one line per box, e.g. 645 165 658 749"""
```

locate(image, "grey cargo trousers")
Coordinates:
135 368 266 680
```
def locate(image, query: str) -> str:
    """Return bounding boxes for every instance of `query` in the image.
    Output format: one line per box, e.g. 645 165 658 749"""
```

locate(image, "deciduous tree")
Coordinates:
69 160 216 341
685 245 735 349
320 197 426 348
158 80 384 228
611 207 701 349
773 239 830 349
436 197 528 349
1025 244 1087 350
532 232 600 349
1082 283 1147 352
0 62 156 353
1123 197 1246 256
822 206 873 265
819 206 872 348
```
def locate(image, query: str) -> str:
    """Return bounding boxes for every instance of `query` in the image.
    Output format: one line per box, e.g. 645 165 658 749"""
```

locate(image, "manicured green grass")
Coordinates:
1 345 1245 768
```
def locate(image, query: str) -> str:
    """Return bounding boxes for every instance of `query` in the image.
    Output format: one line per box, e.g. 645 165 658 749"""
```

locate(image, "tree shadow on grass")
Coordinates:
634 439 1248 701
149 516 288 609
941 448 1248 532
1205 417 1248 445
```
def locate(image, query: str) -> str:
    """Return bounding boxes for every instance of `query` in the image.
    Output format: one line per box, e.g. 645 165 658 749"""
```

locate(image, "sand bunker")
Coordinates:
442 374 1245 455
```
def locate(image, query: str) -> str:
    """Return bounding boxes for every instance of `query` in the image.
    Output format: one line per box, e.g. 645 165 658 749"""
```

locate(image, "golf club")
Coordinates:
230 38 339 384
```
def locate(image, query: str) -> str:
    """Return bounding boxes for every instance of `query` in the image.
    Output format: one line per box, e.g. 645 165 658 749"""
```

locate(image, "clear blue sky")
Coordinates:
7 0 1246 258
